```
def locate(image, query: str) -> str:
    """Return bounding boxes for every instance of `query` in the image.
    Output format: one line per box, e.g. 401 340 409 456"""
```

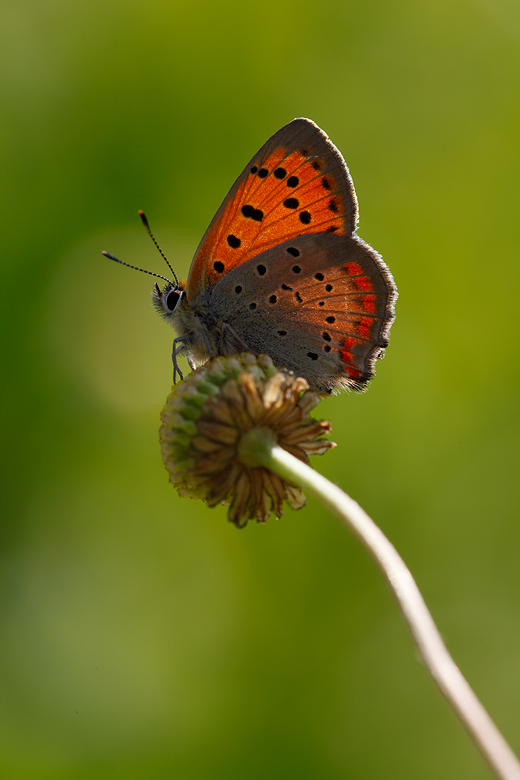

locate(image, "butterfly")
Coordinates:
104 118 397 395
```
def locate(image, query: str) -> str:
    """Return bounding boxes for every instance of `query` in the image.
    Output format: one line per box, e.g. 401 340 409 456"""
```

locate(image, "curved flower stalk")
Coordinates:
159 354 520 780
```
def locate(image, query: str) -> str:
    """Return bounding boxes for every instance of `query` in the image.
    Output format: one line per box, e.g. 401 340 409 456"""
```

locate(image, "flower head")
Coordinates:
159 353 336 527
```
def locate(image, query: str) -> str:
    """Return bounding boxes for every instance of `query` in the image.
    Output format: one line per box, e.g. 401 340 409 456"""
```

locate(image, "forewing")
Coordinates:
187 118 358 300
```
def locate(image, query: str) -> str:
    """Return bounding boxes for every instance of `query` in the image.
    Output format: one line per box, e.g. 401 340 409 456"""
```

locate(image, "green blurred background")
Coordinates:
1 0 519 777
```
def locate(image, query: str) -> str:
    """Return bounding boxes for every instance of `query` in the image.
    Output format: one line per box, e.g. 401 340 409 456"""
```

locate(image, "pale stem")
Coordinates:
256 441 520 780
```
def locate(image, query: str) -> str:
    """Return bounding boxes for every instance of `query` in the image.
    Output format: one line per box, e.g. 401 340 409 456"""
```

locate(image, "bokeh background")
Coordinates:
1 1 520 778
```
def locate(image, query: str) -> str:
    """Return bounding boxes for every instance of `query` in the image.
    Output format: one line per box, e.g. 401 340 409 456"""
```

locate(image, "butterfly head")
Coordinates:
152 280 186 322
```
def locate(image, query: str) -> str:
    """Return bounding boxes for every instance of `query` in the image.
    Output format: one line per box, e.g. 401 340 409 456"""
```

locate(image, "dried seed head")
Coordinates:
159 354 336 528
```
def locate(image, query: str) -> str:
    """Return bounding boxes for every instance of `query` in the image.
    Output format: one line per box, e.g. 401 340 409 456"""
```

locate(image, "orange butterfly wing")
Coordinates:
186 118 358 300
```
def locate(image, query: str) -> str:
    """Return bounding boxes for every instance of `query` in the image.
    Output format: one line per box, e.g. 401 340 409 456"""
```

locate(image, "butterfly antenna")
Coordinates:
101 251 173 286
139 210 179 285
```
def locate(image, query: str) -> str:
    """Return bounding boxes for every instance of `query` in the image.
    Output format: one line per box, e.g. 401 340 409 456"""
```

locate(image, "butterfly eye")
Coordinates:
164 288 183 313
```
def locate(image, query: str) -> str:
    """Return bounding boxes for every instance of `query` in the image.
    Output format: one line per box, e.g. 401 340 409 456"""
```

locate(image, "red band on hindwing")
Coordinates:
362 295 376 314
341 336 362 379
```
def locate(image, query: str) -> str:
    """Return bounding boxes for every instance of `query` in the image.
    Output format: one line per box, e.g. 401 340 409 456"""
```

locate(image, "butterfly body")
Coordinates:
152 118 397 395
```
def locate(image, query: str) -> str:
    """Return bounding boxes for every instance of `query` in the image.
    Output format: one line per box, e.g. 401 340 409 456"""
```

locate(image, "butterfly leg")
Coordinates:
172 337 186 384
